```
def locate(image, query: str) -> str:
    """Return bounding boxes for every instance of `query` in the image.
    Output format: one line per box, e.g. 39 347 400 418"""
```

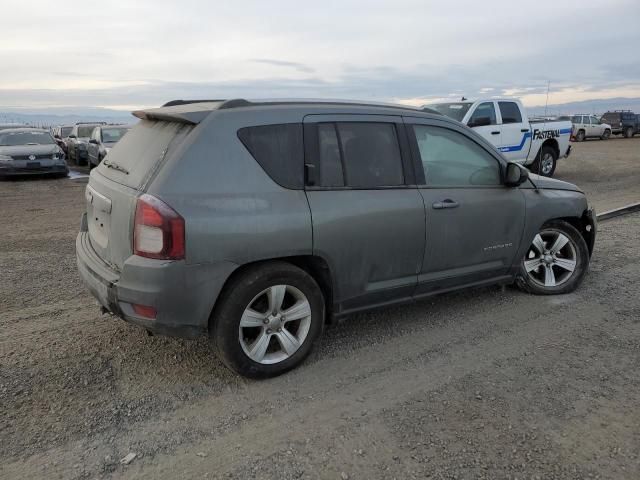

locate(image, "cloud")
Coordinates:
250 59 315 74
0 0 639 110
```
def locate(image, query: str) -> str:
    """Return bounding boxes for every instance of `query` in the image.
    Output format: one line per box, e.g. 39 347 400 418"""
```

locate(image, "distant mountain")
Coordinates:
527 97 640 116
2 96 639 127
0 107 135 128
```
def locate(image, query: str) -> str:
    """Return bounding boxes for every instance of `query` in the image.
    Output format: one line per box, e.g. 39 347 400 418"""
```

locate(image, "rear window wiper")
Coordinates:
102 159 129 175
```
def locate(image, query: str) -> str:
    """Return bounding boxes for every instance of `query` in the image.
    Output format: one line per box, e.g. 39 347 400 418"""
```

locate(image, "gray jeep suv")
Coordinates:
76 99 596 378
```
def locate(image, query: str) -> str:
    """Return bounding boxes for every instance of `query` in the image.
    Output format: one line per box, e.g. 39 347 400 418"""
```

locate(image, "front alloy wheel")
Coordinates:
524 231 577 288
518 220 589 295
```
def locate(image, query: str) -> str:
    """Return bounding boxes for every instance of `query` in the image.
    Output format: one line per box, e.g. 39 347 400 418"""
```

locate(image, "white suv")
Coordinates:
571 115 611 141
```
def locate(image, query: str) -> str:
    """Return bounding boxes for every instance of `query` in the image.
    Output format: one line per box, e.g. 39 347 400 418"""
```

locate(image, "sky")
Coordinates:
1 0 639 112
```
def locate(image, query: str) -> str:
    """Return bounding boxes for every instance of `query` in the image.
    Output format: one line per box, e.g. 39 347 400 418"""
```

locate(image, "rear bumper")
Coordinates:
76 219 238 338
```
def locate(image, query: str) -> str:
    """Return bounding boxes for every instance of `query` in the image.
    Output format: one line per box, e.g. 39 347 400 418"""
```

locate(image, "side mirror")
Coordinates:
89 139 98 144
68 134 77 139
468 116 491 128
505 162 529 187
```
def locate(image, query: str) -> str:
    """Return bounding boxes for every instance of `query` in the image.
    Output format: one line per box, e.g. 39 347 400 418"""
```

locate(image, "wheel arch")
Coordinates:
209 255 336 331
545 212 595 257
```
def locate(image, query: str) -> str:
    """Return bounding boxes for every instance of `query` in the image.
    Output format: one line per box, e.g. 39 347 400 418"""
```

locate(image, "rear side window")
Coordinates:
317 123 344 187
498 102 522 124
237 124 303 189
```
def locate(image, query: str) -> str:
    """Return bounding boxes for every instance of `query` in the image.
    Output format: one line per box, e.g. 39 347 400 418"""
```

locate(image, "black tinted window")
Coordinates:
238 123 303 189
469 102 497 126
334 122 404 187
498 102 522 124
412 125 500 186
317 123 344 187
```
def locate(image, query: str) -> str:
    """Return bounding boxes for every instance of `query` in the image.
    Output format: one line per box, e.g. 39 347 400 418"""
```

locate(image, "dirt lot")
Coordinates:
1 137 639 479
554 136 640 212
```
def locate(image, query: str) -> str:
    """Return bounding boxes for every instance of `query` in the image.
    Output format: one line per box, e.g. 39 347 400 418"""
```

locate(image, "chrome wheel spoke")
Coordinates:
524 258 543 272
555 257 576 272
549 234 569 254
544 265 556 287
248 331 270 362
268 285 286 313
240 308 266 327
282 299 311 321
532 234 546 254
275 328 301 356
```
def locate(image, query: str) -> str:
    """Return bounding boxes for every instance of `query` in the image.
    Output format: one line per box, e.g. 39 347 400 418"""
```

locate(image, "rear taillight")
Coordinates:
133 194 185 260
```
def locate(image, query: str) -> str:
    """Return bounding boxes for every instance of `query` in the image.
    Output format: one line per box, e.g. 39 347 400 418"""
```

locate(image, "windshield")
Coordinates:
61 126 73 137
78 126 98 137
427 103 473 122
102 127 130 143
0 131 55 146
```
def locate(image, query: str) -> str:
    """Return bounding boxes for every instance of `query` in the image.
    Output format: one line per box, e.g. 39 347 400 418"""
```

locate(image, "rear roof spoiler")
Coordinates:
132 102 224 124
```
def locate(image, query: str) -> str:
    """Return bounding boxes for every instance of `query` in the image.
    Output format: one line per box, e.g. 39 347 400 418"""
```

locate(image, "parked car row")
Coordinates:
570 110 639 141
52 122 132 168
0 128 68 178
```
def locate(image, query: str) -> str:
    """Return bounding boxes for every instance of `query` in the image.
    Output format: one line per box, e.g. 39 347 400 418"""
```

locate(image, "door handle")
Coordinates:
521 128 529 132
491 131 500 135
432 199 459 209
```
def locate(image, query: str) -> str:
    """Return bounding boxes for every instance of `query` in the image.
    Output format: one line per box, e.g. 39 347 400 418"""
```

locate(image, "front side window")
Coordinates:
237 123 303 189
412 125 501 187
468 102 497 126
498 102 523 124
571 116 580 123
590 117 600 125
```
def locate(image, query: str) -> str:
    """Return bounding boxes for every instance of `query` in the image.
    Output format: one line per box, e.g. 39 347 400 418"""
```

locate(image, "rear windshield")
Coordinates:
101 127 130 143
427 103 473 122
78 126 98 137
96 120 193 189
0 131 54 146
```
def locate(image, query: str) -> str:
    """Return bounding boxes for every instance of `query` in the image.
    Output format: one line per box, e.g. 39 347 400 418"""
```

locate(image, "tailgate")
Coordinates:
85 171 138 270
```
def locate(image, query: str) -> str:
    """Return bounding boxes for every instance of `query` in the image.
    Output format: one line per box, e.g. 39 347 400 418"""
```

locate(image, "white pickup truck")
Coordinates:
425 98 572 177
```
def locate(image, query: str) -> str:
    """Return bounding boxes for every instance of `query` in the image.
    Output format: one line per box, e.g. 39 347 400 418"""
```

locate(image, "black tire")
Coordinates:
575 130 586 142
531 145 557 177
516 220 589 296
600 129 610 140
624 127 633 138
210 262 325 379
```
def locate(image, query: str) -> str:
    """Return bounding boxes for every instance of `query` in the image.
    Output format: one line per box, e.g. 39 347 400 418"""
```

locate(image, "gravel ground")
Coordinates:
1 140 639 479
554 135 640 212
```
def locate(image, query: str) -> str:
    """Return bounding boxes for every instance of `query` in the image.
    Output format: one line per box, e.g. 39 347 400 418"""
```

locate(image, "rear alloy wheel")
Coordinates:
575 130 586 142
601 129 610 140
211 262 324 378
517 220 589 295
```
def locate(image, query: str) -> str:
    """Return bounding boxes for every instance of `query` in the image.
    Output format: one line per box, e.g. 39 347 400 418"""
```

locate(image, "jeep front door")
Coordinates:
404 118 526 294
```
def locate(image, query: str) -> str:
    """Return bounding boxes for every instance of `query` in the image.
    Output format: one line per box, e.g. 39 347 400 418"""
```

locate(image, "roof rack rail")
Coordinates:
219 99 251 109
162 99 225 107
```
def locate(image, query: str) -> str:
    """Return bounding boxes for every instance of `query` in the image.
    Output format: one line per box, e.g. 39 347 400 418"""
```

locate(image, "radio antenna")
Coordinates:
543 80 551 120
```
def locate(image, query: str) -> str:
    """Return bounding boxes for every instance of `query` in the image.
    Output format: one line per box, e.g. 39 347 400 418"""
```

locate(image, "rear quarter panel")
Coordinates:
147 109 313 267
